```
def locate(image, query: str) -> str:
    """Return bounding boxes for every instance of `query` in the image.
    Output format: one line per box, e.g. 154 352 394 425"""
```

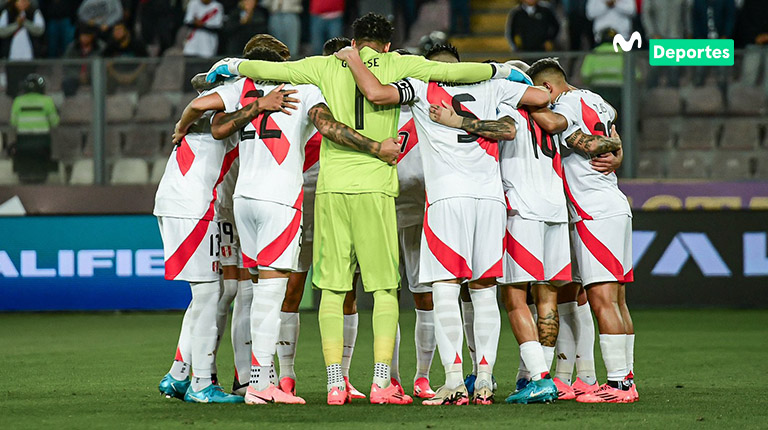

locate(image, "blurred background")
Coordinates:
0 0 766 311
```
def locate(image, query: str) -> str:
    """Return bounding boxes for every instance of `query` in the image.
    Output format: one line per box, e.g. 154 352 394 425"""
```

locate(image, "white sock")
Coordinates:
212 278 238 375
599 334 629 382
277 311 300 380
576 302 597 385
270 360 278 385
189 280 220 391
468 287 500 385
249 277 288 390
433 282 464 389
341 313 359 378
515 356 529 382
327 363 344 392
169 302 194 380
414 309 436 381
542 346 555 373
460 299 477 375
555 301 578 384
519 340 548 380
373 362 391 388
391 323 401 383
231 279 252 385
626 334 635 375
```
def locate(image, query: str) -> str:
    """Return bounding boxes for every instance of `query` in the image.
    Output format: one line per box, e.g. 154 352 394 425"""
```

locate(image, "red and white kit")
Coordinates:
216 153 242 268
296 131 321 272
553 89 633 286
396 78 527 283
498 103 570 285
395 106 429 293
154 99 239 282
213 78 326 271
182 0 223 57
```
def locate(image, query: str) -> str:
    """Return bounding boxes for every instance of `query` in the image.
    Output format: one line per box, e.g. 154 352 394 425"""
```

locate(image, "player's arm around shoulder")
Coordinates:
565 125 622 156
335 47 401 105
307 102 401 165
210 84 299 140
428 100 517 141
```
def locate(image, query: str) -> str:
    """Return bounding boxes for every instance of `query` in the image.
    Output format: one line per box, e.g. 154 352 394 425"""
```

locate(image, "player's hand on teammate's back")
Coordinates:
334 46 359 62
377 137 402 165
258 84 300 115
172 121 186 146
429 101 463 129
205 58 245 83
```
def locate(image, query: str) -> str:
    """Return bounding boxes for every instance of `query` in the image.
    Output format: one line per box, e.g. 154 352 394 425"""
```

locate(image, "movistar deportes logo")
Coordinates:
613 32 642 53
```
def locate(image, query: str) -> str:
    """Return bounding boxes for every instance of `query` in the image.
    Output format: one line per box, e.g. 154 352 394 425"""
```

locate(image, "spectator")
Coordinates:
449 0 470 35
222 0 268 56
264 0 302 58
580 28 633 117
691 0 736 87
183 0 224 58
586 0 636 43
62 24 105 96
104 21 149 94
138 0 179 56
42 0 78 58
563 0 595 51
506 0 560 52
642 0 688 87
735 0 768 86
78 0 123 37
10 74 59 183
310 0 344 56
0 0 45 96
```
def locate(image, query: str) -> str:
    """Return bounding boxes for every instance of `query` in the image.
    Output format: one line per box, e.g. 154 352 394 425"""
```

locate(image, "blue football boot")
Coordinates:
158 373 190 400
184 384 245 403
506 377 558 404
464 374 477 397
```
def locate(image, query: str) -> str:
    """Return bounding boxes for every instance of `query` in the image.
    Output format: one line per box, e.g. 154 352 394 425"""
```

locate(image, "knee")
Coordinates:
413 292 433 311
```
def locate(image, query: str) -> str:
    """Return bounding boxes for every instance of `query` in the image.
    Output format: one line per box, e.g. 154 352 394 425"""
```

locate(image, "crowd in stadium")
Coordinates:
1 0 766 63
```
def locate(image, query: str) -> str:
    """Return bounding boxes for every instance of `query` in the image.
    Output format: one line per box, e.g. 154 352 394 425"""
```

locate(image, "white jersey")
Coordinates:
397 78 527 205
215 149 239 223
302 131 321 223
395 107 425 229
183 0 223 57
552 89 631 222
213 78 326 210
498 104 567 223
154 95 238 220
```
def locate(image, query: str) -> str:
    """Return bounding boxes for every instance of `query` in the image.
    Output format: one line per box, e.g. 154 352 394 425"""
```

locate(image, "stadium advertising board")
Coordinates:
0 215 190 311
619 182 768 210
1 212 766 311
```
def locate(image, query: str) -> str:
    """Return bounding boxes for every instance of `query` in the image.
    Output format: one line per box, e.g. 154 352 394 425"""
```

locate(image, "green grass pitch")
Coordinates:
2 309 767 429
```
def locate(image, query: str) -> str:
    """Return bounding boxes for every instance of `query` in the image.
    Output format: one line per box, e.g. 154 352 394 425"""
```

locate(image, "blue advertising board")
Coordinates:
0 215 190 311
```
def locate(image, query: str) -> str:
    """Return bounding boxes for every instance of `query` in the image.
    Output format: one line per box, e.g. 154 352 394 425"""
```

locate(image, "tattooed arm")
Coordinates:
428 101 517 141
307 103 402 165
565 125 622 155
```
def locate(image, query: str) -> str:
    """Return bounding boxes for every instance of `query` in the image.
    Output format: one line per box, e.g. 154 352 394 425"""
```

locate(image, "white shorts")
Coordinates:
234 197 302 272
571 215 634 287
420 197 505 284
399 224 430 294
218 219 243 268
501 213 571 285
157 216 220 282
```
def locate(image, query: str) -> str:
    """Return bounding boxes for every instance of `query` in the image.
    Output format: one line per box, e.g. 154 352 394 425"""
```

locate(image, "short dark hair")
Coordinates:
425 43 460 62
244 47 286 62
322 37 352 56
394 48 414 56
352 13 394 44
243 34 290 60
527 57 568 81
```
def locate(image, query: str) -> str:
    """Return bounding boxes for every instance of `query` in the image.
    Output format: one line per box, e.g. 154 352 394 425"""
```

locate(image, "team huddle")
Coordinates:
153 13 638 406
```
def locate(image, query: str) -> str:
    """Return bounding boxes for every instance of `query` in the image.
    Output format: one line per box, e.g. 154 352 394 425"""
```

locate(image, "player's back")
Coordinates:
395 106 425 228
553 89 630 221
154 101 236 221
405 78 525 205
499 104 567 223
213 78 325 209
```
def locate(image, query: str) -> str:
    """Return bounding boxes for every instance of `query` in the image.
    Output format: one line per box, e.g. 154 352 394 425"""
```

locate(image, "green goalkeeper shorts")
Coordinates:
312 192 400 292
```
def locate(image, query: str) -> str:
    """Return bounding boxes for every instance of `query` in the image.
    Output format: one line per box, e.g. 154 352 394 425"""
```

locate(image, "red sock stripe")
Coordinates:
174 346 184 362
505 231 545 280
574 221 624 280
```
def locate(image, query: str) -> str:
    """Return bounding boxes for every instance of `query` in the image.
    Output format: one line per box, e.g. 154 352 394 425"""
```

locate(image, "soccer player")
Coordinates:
155 75 288 403
276 36 367 401
339 43 551 404
527 58 637 403
204 14 512 405
188 36 400 404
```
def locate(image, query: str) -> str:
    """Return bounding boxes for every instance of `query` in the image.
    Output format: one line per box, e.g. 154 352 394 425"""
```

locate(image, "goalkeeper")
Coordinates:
205 13 512 406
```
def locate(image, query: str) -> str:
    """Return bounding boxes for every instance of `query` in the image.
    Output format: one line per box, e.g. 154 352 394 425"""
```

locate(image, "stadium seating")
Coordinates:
710 151 754 180
59 94 93 125
51 127 84 161
69 159 94 185
111 158 149 184
684 87 724 115
678 118 720 150
106 93 137 123
135 94 174 123
0 94 13 125
151 53 185 93
0 158 18 184
149 157 168 184
639 118 676 150
84 128 122 158
720 119 762 150
123 128 164 157
636 151 666 178
641 88 681 118
667 151 711 179
727 85 767 116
